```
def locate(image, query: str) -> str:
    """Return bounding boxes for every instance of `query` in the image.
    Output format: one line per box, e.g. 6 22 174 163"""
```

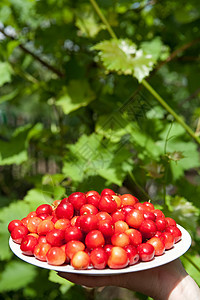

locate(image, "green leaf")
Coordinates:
49 270 74 294
181 254 200 286
24 188 53 210
0 125 31 165
0 61 13 87
56 80 95 114
63 133 133 186
75 6 105 38
0 261 37 292
164 195 199 236
0 200 31 225
141 37 163 61
27 123 44 141
0 88 19 104
95 113 131 143
42 174 66 186
0 200 31 260
93 39 155 82
7 40 20 57
0 230 12 261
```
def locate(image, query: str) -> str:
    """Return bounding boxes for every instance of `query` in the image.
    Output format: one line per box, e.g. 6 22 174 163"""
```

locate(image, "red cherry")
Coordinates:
147 237 165 256
143 201 154 211
37 219 54 236
80 204 98 215
90 247 108 269
107 246 129 269
103 244 114 258
122 205 136 217
46 229 65 246
139 220 157 240
27 217 42 233
137 243 155 262
68 192 87 211
125 228 142 247
165 226 182 243
85 230 105 249
86 190 100 198
143 211 156 221
120 194 138 207
34 242 51 261
64 226 83 242
134 203 145 211
96 211 112 222
114 220 129 233
55 202 74 220
11 225 29 244
98 219 115 237
101 188 116 196
36 204 53 216
161 232 175 250
38 236 47 244
54 218 71 231
111 232 130 248
165 217 177 227
124 244 139 265
126 209 144 229
71 250 90 270
79 214 99 233
20 235 38 255
65 240 85 260
86 194 100 208
98 194 117 214
156 217 167 232
153 209 165 219
8 220 23 233
111 210 125 223
46 247 66 266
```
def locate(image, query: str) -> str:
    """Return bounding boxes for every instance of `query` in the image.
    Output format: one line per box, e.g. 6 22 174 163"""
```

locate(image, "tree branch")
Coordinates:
0 27 65 78
153 37 200 74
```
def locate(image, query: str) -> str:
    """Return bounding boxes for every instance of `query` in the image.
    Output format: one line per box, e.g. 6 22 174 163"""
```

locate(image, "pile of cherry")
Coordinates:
8 189 182 270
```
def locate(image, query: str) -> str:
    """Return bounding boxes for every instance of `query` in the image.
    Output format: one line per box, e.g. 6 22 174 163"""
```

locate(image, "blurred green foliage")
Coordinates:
0 0 200 299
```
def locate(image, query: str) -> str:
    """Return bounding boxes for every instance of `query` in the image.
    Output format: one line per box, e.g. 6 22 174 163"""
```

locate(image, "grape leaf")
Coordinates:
24 188 53 209
140 37 163 61
75 6 105 38
164 195 199 236
48 270 74 294
0 230 12 261
181 254 200 286
0 200 31 260
93 39 155 82
56 80 95 114
0 61 13 87
63 133 133 186
0 200 31 225
0 125 31 165
0 261 37 292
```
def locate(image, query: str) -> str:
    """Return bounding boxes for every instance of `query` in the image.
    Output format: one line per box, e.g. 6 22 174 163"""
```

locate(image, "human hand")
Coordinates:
58 259 200 300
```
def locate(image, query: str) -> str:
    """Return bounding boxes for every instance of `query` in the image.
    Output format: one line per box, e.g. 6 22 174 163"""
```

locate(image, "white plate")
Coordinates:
9 225 191 276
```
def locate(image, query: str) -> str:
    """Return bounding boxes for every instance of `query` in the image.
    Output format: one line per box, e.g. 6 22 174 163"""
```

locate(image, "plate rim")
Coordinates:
9 224 191 276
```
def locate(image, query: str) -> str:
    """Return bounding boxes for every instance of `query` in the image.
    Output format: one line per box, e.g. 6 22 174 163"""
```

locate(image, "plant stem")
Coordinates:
128 171 152 201
89 0 117 39
142 79 200 145
0 27 65 78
